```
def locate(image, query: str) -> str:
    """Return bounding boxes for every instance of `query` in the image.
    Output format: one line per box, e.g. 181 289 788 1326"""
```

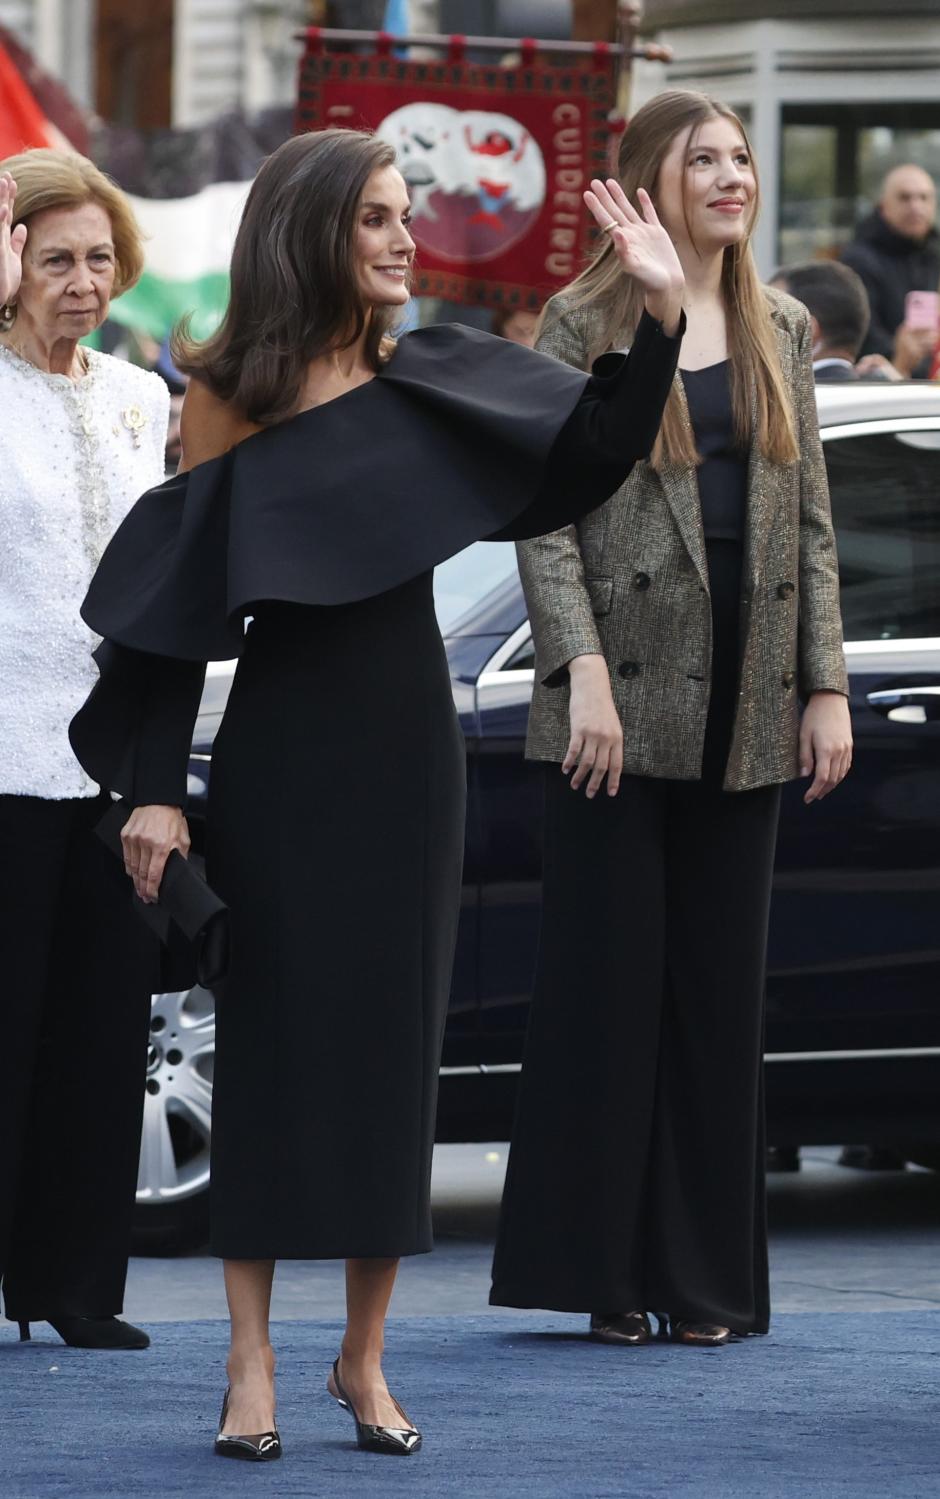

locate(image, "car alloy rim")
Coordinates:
137 986 215 1206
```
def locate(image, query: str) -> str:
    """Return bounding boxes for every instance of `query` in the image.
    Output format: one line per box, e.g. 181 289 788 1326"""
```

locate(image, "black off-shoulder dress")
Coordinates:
70 315 681 1260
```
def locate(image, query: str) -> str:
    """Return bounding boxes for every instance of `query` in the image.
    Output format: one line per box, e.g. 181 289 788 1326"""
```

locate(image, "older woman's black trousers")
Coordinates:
491 541 782 1333
0 794 153 1321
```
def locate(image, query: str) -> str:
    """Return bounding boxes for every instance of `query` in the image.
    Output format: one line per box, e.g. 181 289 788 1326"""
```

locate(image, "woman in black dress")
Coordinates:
489 92 852 1346
70 128 684 1459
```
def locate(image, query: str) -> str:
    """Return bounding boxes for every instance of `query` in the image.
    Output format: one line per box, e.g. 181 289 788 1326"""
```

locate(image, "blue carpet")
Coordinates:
2 1314 939 1498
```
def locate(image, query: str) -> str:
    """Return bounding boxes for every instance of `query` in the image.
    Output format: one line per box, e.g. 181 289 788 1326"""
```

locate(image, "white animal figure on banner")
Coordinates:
377 103 463 221
376 104 547 260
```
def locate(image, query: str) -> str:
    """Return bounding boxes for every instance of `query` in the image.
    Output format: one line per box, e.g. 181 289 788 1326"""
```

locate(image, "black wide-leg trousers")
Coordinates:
491 541 782 1333
0 794 153 1321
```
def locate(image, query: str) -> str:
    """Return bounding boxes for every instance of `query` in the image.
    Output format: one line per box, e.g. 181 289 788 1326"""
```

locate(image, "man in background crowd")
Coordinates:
770 259 901 383
841 164 939 378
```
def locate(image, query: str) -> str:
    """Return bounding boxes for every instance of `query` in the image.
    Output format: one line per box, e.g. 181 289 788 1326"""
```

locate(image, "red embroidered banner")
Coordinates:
295 34 620 310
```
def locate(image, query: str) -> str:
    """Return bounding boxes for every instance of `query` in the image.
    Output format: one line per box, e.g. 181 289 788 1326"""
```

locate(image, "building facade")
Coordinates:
635 1 940 275
0 0 314 128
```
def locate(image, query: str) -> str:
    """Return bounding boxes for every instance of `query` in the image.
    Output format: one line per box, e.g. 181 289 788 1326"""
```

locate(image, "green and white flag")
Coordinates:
109 181 250 343
93 110 291 344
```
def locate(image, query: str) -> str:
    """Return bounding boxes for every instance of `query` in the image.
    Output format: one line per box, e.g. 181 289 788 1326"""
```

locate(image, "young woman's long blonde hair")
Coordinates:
549 91 798 469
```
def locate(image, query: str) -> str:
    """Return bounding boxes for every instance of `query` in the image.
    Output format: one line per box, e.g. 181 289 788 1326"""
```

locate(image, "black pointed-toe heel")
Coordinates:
214 1388 282 1462
50 1316 150 1349
328 1357 422 1455
590 1311 653 1346
15 1317 149 1349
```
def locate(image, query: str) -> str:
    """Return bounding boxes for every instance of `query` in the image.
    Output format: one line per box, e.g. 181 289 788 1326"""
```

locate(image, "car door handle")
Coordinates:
866 686 940 724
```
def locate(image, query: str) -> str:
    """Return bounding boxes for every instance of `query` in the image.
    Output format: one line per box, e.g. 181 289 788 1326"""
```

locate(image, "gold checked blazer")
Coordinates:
517 285 849 793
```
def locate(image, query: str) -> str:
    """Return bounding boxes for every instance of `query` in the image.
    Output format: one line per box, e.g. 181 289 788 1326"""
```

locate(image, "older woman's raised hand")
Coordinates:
584 179 684 335
0 174 27 307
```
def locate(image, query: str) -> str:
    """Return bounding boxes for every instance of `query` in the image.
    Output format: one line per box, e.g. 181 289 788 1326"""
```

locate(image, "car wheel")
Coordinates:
132 985 214 1253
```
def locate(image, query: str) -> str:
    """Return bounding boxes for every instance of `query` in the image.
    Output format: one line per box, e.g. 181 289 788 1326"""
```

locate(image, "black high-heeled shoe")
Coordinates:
17 1317 150 1350
589 1311 653 1346
328 1357 422 1455
214 1387 282 1462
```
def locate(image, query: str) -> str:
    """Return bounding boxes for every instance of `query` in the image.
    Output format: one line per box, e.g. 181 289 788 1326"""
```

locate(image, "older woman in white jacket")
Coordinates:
0 152 168 1349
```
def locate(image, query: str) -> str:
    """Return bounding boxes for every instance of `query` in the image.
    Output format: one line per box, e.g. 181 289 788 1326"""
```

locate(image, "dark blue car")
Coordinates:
137 380 940 1246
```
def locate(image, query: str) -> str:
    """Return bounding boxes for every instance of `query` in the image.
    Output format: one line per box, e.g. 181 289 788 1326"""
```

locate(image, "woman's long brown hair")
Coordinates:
173 129 407 425
548 91 798 469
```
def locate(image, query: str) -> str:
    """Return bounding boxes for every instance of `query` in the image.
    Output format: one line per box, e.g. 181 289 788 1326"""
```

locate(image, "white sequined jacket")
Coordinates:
0 345 169 798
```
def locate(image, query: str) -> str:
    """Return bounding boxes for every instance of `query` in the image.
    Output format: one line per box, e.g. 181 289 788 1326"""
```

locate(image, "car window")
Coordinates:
826 428 940 642
433 541 520 633
503 638 536 672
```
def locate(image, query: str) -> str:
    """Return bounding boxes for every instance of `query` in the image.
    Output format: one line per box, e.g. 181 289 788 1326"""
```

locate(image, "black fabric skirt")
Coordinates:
205 573 466 1259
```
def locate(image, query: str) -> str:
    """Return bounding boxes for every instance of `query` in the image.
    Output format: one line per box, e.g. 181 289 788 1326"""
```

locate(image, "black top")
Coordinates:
682 360 748 544
79 313 682 662
70 311 684 807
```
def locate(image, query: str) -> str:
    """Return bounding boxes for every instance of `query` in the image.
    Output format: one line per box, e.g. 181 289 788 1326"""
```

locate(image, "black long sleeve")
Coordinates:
491 308 684 542
554 308 684 468
69 642 206 809
129 653 207 807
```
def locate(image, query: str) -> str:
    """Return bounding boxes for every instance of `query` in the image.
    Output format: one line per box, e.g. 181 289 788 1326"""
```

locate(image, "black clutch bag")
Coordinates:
95 800 230 988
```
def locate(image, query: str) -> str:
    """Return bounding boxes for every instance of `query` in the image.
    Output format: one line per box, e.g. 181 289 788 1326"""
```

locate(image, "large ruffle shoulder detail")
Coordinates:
80 323 615 663
71 311 687 804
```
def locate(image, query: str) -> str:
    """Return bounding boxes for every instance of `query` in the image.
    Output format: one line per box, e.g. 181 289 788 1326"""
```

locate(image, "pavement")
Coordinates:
2 1145 939 1499
5 1312 940 1499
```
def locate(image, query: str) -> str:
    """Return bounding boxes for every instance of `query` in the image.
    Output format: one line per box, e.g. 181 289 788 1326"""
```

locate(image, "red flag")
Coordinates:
296 36 619 310
0 40 55 157
0 25 90 154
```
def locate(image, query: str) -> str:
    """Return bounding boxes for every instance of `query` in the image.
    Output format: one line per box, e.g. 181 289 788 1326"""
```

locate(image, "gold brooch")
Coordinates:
121 404 148 448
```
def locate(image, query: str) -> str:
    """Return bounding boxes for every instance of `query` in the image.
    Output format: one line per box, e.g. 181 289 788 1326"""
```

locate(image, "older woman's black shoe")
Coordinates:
214 1388 282 1462
328 1357 422 1455
19 1316 150 1349
589 1311 653 1346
